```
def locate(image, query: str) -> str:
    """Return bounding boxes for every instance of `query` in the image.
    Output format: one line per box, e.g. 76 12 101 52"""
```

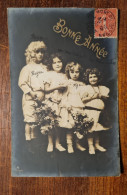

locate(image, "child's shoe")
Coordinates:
47 143 53 152
76 143 86 151
56 144 66 152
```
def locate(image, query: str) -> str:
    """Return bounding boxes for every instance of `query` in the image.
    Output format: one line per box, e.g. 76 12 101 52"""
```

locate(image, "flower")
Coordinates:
71 111 94 135
35 102 59 134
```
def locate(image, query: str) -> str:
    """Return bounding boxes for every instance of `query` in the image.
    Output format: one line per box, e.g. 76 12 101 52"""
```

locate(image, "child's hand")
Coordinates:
29 91 44 101
58 83 67 89
54 83 67 92
67 105 72 112
101 94 109 98
34 91 45 102
92 93 100 99
29 91 37 99
97 93 108 99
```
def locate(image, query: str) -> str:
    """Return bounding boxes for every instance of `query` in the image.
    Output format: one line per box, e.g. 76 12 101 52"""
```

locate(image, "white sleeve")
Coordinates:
79 86 89 99
18 66 31 94
100 86 110 97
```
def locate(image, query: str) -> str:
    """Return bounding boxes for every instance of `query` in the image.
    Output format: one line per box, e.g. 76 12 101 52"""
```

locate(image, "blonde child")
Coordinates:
82 68 110 154
59 62 87 153
18 41 48 151
42 53 68 152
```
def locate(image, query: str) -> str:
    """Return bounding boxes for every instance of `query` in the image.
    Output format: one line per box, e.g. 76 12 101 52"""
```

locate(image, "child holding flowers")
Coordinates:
18 41 48 151
40 53 68 152
59 62 93 153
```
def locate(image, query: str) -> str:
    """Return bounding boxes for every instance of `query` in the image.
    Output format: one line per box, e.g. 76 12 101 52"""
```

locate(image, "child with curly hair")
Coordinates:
41 53 68 152
82 68 110 154
59 62 87 153
18 41 48 150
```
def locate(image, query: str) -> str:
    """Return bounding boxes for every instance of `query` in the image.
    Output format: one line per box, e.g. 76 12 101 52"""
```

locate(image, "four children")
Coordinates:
19 41 110 154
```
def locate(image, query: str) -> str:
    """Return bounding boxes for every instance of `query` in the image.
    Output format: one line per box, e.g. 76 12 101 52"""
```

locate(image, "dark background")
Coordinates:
0 0 127 194
8 8 119 177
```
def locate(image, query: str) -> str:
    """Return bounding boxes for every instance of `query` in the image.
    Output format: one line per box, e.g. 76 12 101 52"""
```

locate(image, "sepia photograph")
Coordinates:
8 8 120 176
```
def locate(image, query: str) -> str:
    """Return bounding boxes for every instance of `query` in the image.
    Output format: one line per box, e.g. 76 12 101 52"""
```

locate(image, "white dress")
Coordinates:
18 63 48 123
42 71 68 116
82 85 110 132
59 79 86 129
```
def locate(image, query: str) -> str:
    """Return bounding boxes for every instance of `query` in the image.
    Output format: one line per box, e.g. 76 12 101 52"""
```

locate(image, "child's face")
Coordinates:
89 74 98 85
31 49 44 63
52 57 63 73
69 65 80 81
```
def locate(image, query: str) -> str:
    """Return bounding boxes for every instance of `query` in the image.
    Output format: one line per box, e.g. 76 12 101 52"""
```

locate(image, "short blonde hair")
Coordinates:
25 41 47 64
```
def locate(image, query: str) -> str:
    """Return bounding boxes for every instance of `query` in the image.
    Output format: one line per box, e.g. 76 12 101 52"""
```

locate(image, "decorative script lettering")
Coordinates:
53 19 108 59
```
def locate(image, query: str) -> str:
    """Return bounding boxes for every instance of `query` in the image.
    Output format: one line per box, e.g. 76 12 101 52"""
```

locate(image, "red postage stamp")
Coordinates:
94 8 117 38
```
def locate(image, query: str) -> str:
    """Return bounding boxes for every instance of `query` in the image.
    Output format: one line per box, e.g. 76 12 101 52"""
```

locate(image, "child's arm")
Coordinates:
100 94 109 99
99 86 110 99
82 92 99 103
44 83 67 94
28 90 44 100
18 66 43 100
18 66 32 95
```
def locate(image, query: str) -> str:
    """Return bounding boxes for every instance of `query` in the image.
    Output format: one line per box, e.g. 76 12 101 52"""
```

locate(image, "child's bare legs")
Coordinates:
25 123 35 153
87 133 95 154
25 124 38 140
75 132 86 151
31 126 37 139
25 123 31 140
95 133 106 152
66 132 74 153
55 127 66 151
76 140 86 151
47 131 53 152
55 137 66 151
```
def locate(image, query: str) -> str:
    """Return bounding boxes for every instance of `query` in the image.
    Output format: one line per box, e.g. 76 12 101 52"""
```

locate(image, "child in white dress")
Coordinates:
18 41 48 150
82 68 110 154
59 62 87 153
42 53 68 152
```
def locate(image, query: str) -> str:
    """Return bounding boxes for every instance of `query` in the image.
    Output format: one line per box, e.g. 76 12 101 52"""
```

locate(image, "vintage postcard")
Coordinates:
8 8 120 176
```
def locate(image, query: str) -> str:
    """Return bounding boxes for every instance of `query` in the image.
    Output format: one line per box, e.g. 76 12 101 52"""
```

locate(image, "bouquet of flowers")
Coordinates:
35 102 59 135
71 110 94 136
